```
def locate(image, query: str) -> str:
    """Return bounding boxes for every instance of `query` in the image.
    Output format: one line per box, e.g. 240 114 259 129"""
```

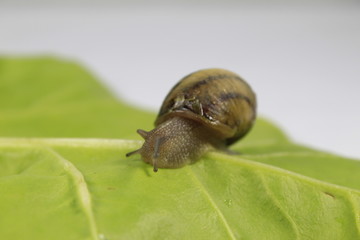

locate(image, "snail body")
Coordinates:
126 68 257 172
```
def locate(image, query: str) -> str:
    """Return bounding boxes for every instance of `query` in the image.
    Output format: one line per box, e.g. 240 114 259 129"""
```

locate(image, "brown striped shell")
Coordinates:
126 68 257 172
156 68 257 145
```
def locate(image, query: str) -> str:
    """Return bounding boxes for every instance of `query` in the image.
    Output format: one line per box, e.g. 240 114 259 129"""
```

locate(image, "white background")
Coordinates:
0 1 359 159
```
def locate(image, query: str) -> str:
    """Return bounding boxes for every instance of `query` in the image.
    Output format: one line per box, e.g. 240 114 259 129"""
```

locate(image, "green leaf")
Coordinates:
0 57 153 139
0 57 359 239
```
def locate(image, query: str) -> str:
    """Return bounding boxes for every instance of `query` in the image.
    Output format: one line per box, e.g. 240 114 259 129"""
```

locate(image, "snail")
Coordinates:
126 68 257 172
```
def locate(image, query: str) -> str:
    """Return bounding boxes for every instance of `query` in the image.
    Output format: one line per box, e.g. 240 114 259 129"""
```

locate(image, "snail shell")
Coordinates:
126 68 257 172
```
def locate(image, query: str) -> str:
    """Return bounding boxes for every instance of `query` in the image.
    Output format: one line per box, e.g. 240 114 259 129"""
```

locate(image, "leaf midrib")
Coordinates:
1 137 360 196
210 152 360 195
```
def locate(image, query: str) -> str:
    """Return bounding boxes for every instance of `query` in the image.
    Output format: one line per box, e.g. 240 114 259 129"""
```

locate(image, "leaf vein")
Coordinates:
258 172 301 239
45 147 99 240
187 167 237 240
347 192 360 236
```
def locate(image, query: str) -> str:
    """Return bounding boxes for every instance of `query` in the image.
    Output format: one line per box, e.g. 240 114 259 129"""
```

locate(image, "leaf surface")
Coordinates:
0 57 359 239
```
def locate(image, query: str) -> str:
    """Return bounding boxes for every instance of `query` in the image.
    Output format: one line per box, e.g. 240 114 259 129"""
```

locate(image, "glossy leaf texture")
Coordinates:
0 57 359 240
